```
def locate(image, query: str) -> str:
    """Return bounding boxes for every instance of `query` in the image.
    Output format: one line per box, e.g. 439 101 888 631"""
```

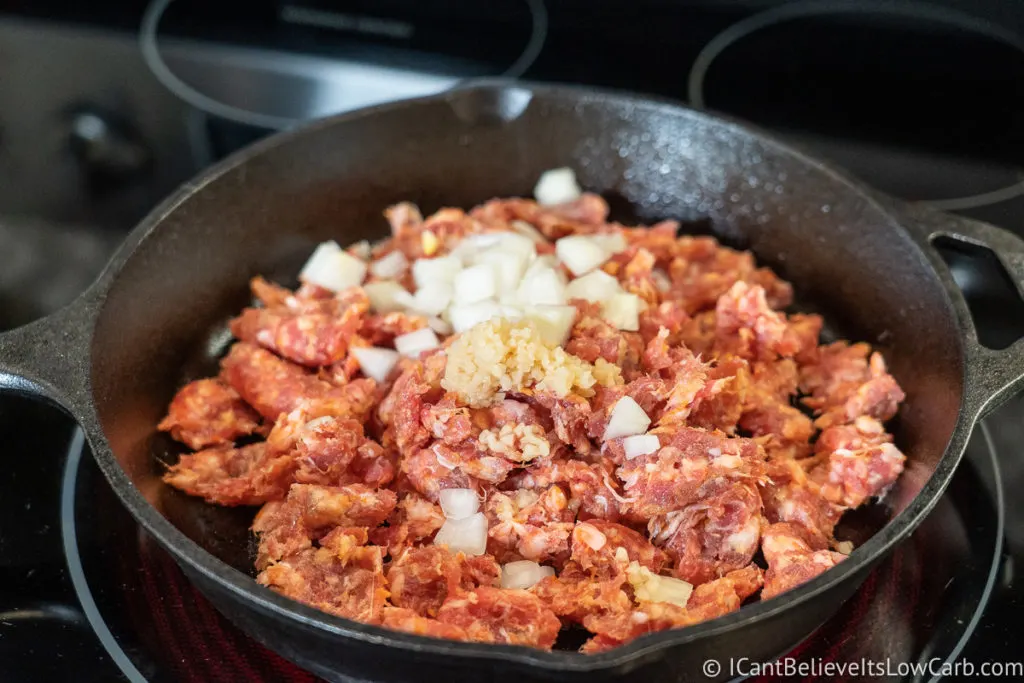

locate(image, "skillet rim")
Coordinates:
79 79 976 672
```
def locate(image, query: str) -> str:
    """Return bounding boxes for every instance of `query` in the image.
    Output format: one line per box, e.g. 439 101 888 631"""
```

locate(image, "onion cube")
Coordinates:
438 488 479 520
433 512 488 556
448 301 505 333
627 563 693 607
534 167 582 206
412 255 462 288
394 328 440 358
370 250 408 279
516 266 567 306
522 304 576 346
604 396 651 441
299 241 367 292
602 292 642 331
500 561 555 590
565 269 623 304
349 240 372 260
590 232 628 255
509 220 547 244
363 280 408 313
555 236 610 276
351 347 400 383
453 263 500 304
426 316 453 336
409 281 453 316
623 434 660 459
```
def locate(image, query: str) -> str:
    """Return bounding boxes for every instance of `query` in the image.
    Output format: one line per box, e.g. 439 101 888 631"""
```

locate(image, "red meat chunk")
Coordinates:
158 378 261 449
435 586 562 649
761 522 846 599
252 483 396 569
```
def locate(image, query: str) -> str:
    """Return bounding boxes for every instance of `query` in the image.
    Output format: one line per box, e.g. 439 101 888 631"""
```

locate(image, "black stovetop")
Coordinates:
2 4 1024 681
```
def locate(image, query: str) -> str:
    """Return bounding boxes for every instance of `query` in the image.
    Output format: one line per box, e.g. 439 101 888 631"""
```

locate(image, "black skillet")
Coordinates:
2 81 1024 682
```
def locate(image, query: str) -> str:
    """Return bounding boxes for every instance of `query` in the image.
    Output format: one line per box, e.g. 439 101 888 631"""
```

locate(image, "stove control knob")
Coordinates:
67 108 151 179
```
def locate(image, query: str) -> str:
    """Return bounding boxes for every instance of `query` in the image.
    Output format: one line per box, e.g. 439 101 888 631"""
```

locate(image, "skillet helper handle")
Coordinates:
899 202 1024 420
0 300 92 415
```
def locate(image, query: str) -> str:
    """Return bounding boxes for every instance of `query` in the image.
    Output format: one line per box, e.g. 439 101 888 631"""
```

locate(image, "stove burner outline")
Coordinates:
685 0 1024 212
920 421 1005 682
139 0 547 130
60 427 147 683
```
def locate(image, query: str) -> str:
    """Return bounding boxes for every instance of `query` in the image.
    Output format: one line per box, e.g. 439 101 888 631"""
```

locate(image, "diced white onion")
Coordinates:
448 301 506 333
409 281 453 316
394 328 440 358
299 241 368 292
516 266 567 306
500 561 555 590
426 316 453 335
433 512 488 556
555 236 611 277
448 239 479 266
499 305 525 320
363 281 408 313
522 304 577 346
351 346 400 383
509 220 548 244
349 240 372 260
627 563 693 607
370 251 408 279
623 434 660 459
534 167 582 206
475 249 531 294
565 269 623 304
412 255 462 288
531 254 560 271
468 232 534 254
590 232 628 255
604 396 651 441
602 292 642 331
645 576 694 607
453 263 500 304
463 232 505 249
495 232 538 260
438 488 480 520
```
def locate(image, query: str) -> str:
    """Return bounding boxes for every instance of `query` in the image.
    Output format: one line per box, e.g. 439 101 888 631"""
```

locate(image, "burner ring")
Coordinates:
59 427 147 683
140 0 548 130
685 0 1024 211
936 420 1005 671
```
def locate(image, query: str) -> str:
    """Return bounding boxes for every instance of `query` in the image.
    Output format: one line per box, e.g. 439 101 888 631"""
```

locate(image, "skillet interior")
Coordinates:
85 84 965 669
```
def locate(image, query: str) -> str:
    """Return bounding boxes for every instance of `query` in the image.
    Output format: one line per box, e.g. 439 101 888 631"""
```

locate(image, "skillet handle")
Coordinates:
897 201 1024 421
0 298 93 417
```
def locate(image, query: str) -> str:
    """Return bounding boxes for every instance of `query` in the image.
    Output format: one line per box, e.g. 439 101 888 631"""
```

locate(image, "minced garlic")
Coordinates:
479 423 551 463
441 318 622 407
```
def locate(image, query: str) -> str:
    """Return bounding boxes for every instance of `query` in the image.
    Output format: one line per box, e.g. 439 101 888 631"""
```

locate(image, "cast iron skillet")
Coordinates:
2 81 1024 682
